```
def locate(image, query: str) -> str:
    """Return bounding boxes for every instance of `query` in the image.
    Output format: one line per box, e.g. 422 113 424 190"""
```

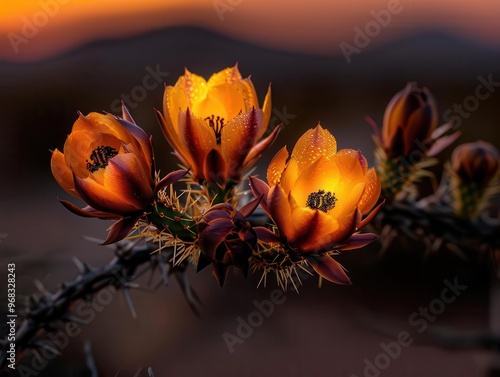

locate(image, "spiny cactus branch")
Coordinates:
375 200 500 251
0 240 199 370
372 201 500 270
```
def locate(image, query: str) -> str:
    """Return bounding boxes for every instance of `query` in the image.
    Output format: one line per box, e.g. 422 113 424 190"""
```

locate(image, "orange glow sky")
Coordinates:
1 0 499 62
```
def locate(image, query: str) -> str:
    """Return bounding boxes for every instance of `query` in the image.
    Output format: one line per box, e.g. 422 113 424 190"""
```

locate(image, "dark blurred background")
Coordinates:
1 1 499 376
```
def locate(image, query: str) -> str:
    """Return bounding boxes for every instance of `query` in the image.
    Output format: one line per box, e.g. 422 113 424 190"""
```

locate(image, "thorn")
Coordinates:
159 263 170 286
33 341 61 356
122 288 137 319
446 243 468 261
31 348 44 363
148 367 155 377
72 257 89 274
29 295 38 309
124 282 141 289
115 237 144 255
153 278 165 291
32 279 48 295
84 342 99 377
432 237 443 253
83 235 108 245
64 314 89 326
378 225 397 257
43 322 59 332
147 262 158 286
174 271 201 316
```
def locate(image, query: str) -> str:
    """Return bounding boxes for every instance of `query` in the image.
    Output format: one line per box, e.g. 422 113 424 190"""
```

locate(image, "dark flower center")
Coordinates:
205 115 225 145
86 145 118 173
306 190 337 213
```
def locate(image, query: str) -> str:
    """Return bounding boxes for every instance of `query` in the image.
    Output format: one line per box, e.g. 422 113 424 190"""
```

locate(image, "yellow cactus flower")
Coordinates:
157 65 279 186
250 124 382 284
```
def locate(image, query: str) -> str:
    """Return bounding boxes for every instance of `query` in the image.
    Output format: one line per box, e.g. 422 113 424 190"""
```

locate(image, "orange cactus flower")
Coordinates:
50 107 158 243
157 65 280 185
250 125 382 284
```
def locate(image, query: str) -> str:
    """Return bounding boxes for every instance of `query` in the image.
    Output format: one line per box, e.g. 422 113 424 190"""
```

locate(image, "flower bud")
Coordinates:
373 83 460 199
451 141 499 185
450 141 500 219
382 82 438 158
197 199 260 286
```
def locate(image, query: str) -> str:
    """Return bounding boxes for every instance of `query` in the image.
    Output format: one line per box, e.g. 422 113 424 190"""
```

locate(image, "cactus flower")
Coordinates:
250 125 382 284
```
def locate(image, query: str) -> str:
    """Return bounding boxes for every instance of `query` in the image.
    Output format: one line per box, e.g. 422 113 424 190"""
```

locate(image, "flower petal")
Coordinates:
193 83 248 121
76 112 132 145
239 195 262 218
279 157 299 195
358 167 381 215
267 186 294 241
426 129 462 157
63 129 99 178
155 109 193 169
266 146 289 187
102 216 141 245
51 149 78 198
357 200 384 230
203 148 227 186
254 226 281 243
59 200 120 219
309 254 351 285
291 124 337 171
75 153 153 215
315 209 360 249
258 84 272 140
243 123 282 171
193 66 248 120
337 232 378 251
114 116 153 168
178 109 217 180
202 205 233 223
74 177 139 215
221 108 263 179
249 176 270 211
207 64 242 86
382 83 415 143
121 102 135 123
107 153 154 205
365 115 382 144
404 103 437 156
198 218 235 260
177 68 208 106
156 169 188 192
289 205 340 252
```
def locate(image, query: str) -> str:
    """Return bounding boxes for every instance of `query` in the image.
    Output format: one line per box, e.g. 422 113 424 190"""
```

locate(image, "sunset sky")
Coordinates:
1 0 499 61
